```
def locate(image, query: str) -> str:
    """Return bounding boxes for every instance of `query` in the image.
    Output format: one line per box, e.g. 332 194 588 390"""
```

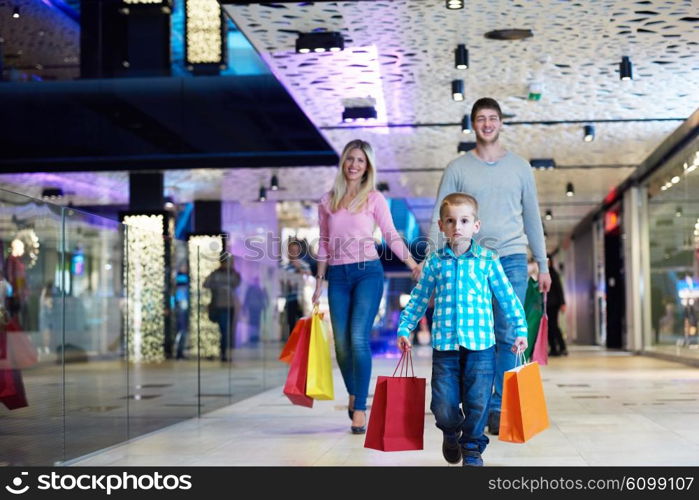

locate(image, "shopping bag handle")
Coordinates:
542 292 548 318
392 350 416 378
515 350 528 368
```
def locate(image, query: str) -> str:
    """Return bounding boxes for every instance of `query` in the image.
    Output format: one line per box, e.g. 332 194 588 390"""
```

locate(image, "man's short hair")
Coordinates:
439 192 479 219
471 97 503 124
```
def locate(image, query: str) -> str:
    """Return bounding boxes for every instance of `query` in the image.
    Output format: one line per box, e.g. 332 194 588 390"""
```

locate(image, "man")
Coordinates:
546 254 567 356
426 97 551 435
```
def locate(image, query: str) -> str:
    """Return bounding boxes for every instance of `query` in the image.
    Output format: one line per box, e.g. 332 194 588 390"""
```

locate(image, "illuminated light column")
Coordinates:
188 234 226 359
122 214 167 363
185 0 225 75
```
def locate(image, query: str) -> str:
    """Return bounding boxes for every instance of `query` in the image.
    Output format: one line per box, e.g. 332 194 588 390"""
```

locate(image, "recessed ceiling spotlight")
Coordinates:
258 186 267 202
451 79 464 101
545 209 553 221
446 0 464 9
461 114 472 134
270 174 279 191
455 44 468 69
583 124 595 142
12 6 20 19
295 31 344 54
619 56 633 80
458 142 476 154
566 183 575 197
530 158 556 170
342 106 377 123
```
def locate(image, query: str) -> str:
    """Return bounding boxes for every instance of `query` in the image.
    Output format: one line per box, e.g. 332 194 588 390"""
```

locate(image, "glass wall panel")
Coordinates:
645 144 699 360
0 189 63 465
62 208 127 461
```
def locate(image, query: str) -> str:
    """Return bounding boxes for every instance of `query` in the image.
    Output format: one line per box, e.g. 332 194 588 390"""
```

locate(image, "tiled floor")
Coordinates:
69 347 699 466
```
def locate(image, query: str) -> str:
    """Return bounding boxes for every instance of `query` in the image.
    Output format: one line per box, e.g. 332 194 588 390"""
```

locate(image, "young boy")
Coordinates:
397 193 528 466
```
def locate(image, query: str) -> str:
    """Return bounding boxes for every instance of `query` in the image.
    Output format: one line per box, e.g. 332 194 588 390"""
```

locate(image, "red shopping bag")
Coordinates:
0 317 38 370
499 358 549 443
279 316 312 364
364 351 426 452
531 293 548 366
282 315 314 408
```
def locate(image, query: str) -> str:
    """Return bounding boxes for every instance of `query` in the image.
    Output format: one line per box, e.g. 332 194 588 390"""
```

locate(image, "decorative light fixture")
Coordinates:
458 142 476 154
676 207 682 218
455 44 468 69
545 209 553 221
461 114 472 134
258 186 267 202
41 188 64 199
530 158 556 170
446 0 464 9
566 182 575 197
342 105 377 123
185 0 224 66
620 56 633 80
295 31 344 54
583 124 595 142
452 79 464 101
12 6 20 18
270 174 280 191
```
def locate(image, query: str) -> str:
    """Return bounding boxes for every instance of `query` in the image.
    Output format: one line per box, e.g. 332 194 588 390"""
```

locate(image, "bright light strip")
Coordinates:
123 0 164 4
671 176 680 184
186 0 223 65
123 214 165 363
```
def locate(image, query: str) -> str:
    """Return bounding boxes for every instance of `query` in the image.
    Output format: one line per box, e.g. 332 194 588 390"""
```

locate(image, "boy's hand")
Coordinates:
512 336 528 353
397 335 412 353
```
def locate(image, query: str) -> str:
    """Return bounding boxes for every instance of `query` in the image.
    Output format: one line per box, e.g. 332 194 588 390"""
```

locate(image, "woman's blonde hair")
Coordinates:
329 139 376 213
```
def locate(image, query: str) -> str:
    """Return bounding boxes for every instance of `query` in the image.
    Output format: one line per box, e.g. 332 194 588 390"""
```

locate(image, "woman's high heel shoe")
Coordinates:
351 411 366 434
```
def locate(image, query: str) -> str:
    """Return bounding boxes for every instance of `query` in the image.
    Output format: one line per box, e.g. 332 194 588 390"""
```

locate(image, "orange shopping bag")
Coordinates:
499 353 549 443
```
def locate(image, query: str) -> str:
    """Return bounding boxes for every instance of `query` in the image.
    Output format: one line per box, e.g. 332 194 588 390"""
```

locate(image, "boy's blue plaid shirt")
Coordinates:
398 242 527 351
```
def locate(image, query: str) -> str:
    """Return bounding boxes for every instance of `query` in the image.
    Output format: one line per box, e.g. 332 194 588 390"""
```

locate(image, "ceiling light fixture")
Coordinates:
676 207 682 218
270 174 279 191
295 31 344 54
446 0 464 9
566 183 575 197
452 79 464 101
41 188 64 199
583 124 595 142
458 142 476 155
342 106 377 123
530 158 556 170
258 186 267 202
620 56 633 81
12 6 19 19
461 114 472 134
545 209 553 221
455 44 468 69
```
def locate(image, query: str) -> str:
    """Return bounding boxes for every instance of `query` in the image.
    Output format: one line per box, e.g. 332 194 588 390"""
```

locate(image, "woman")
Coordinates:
312 139 420 434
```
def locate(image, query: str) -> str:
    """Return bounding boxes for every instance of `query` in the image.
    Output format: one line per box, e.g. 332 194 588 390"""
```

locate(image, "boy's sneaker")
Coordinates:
462 450 484 467
487 412 500 435
442 433 462 464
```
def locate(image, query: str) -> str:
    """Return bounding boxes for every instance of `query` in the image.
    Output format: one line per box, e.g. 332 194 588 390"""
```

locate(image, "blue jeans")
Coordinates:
430 346 495 453
327 259 384 411
489 253 528 416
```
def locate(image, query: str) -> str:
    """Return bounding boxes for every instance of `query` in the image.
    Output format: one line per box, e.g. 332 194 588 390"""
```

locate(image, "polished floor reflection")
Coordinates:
69 347 699 466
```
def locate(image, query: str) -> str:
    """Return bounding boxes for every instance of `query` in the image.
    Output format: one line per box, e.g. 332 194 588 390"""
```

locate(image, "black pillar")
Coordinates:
193 201 222 235
80 0 171 79
129 172 164 212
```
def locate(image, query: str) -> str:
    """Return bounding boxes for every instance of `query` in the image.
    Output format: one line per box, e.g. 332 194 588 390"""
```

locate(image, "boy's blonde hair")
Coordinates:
439 193 479 219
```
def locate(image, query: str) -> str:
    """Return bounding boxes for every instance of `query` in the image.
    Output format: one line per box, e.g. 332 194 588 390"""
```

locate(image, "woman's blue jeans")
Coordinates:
488 253 529 418
327 259 384 411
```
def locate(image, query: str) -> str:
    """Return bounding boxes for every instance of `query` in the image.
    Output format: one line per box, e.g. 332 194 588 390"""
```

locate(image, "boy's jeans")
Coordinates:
430 346 496 453
489 253 529 418
327 259 384 412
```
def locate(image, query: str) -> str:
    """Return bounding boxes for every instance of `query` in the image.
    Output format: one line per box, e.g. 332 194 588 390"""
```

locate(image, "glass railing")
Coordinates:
0 188 286 465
